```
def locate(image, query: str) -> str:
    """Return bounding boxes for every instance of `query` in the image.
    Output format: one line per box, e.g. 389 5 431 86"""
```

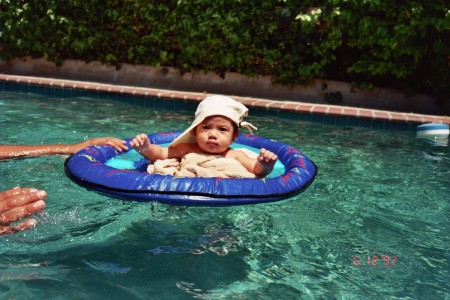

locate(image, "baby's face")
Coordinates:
194 116 238 154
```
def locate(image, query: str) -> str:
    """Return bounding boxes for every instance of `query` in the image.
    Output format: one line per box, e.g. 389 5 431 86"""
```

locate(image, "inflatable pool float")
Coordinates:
416 123 449 139
64 131 317 206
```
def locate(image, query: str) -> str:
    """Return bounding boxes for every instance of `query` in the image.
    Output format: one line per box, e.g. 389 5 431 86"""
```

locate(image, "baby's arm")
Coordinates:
254 148 278 177
233 148 278 177
130 133 169 161
130 134 195 161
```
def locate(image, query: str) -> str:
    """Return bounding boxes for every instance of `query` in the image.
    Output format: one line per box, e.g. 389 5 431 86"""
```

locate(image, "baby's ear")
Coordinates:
190 128 197 136
233 129 240 141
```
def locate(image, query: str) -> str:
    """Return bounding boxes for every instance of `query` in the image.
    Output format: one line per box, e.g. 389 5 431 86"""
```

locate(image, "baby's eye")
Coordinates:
219 127 229 132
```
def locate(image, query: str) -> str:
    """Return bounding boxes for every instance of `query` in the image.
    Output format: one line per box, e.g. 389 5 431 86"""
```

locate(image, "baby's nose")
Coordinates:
208 130 218 139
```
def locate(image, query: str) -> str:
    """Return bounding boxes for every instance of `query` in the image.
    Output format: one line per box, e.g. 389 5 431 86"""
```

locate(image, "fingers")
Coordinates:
105 138 128 152
0 219 38 235
0 188 47 225
258 148 278 163
0 200 45 225
130 133 148 148
0 187 44 203
90 137 128 152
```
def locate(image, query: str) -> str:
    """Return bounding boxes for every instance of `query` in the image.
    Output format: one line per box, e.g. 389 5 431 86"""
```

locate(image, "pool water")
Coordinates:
1 91 449 299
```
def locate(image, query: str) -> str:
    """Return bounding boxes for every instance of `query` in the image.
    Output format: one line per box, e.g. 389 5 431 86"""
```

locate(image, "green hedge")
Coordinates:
1 0 448 102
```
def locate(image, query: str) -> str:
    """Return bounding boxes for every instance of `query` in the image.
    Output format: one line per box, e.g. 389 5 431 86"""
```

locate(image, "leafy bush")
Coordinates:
0 0 448 100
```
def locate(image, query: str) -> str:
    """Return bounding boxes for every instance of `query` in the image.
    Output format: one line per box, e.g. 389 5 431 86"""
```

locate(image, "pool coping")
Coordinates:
1 73 449 126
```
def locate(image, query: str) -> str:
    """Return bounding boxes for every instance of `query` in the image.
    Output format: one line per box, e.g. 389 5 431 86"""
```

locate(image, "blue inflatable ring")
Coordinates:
64 131 317 206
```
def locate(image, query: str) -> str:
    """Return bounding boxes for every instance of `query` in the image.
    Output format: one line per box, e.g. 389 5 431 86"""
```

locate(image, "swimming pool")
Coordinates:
1 89 449 299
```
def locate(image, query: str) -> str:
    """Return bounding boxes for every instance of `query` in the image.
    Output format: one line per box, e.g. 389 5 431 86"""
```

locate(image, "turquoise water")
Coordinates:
0 91 449 299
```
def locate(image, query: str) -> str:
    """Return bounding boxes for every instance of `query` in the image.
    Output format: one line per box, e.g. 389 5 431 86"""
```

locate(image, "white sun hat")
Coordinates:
169 95 257 147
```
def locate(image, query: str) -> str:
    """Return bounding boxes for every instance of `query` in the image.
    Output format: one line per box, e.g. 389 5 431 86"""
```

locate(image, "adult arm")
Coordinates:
0 137 127 160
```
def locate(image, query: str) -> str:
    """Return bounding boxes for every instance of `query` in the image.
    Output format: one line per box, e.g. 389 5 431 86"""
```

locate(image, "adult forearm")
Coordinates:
0 145 72 160
0 138 127 160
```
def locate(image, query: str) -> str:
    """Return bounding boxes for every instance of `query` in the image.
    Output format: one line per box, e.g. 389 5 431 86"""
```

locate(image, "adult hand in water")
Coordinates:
0 187 47 235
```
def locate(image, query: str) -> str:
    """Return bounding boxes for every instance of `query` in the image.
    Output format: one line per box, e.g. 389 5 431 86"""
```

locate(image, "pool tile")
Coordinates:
323 115 337 125
173 99 186 111
278 110 291 119
359 118 373 128
347 118 360 127
267 109 279 117
19 84 29 93
54 87 64 98
311 114 324 123
335 116 348 126
384 122 398 130
372 120 386 130
301 114 314 122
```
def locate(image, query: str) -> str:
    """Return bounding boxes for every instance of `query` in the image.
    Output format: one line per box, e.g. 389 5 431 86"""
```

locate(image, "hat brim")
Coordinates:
169 119 202 147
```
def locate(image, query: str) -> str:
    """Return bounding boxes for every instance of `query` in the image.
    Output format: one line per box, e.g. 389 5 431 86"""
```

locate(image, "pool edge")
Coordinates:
1 73 448 126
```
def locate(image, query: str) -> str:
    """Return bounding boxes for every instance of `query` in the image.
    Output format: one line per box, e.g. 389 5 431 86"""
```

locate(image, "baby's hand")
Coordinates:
258 148 278 167
253 148 278 177
130 133 151 155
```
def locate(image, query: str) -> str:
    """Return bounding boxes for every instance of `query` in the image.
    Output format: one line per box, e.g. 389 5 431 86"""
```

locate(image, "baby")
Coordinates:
130 95 277 177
